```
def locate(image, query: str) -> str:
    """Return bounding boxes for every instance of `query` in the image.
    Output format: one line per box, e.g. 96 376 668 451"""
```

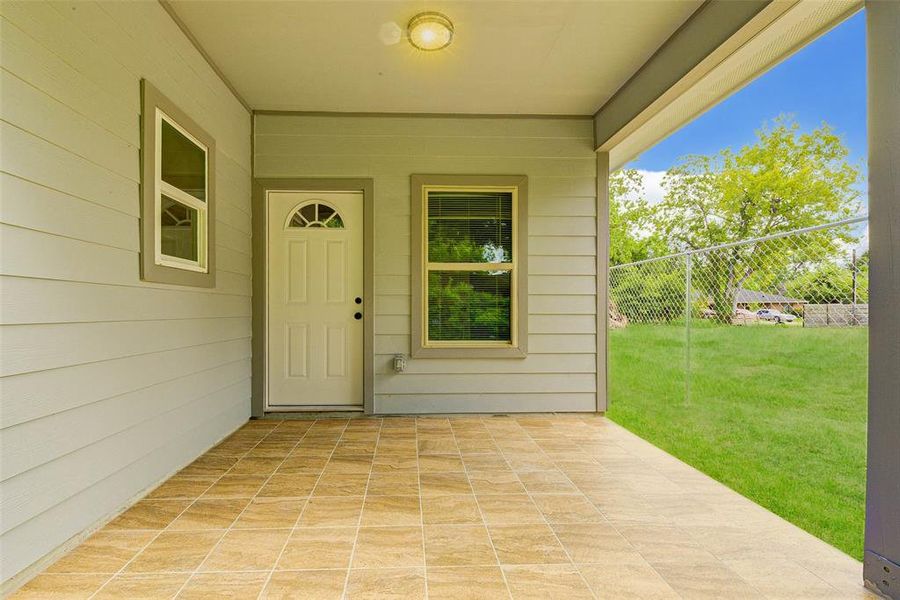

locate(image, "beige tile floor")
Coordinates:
12 415 875 599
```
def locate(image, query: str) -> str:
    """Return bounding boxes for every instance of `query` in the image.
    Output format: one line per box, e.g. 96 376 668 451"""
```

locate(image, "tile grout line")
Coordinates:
41 559 663 577
340 419 383 599
483 418 599 600
31 415 848 599
171 419 313 599
461 418 514 600
86 421 282 599
528 429 605 600
41 516 649 542
258 418 352 600
553 421 687 599
416 418 430 600
574 423 849 598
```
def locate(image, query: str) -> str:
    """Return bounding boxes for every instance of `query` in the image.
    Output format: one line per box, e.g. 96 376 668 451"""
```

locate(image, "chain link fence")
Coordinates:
609 216 869 330
606 217 870 564
608 215 868 407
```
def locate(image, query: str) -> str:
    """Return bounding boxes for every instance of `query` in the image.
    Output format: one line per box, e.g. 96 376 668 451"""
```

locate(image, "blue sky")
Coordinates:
628 9 867 210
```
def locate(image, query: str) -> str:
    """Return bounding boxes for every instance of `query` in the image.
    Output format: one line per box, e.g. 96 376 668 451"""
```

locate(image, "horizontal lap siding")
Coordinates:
0 0 250 584
254 114 598 414
0 394 247 588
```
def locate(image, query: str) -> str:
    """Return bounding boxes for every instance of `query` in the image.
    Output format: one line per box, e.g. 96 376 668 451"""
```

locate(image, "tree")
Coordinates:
427 214 511 341
609 260 686 323
652 116 862 317
786 250 869 304
786 263 853 304
428 271 510 341
609 169 667 265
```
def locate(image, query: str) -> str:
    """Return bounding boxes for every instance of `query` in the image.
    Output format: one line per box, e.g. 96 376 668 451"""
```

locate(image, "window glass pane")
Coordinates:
428 270 511 342
318 204 335 222
161 118 206 201
289 203 345 229
160 194 199 261
427 191 512 263
300 203 316 223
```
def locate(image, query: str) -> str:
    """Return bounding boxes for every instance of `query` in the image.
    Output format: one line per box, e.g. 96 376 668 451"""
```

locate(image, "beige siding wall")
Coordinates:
254 114 598 414
0 1 251 584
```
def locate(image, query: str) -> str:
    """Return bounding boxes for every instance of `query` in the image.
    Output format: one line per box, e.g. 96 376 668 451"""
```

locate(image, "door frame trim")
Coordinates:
251 178 375 416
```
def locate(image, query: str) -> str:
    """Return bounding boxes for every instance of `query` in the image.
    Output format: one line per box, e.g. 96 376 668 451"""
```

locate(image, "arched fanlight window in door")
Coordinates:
288 201 345 228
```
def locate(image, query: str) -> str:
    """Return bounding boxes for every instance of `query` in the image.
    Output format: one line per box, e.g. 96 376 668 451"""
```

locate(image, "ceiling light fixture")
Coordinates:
407 12 453 51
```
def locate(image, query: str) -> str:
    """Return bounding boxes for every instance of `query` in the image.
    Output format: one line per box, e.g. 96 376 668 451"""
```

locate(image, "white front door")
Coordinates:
267 191 364 409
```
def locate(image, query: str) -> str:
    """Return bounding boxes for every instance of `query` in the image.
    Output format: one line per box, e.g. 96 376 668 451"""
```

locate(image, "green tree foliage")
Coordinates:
608 171 680 321
426 207 512 341
786 251 869 304
609 169 668 265
429 239 509 264
651 116 862 317
428 271 510 341
610 260 686 323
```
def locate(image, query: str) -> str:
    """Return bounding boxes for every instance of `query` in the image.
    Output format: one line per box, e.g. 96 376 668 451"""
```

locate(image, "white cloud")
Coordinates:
620 169 667 205
615 169 669 239
857 226 869 253
842 222 869 254
637 169 667 205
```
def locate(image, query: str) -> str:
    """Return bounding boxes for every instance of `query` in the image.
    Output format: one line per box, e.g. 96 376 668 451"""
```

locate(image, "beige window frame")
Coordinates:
140 80 216 287
411 175 528 359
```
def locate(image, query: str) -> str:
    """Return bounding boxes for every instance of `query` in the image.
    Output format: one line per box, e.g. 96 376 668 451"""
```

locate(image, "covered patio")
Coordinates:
1 0 898 598
12 415 872 599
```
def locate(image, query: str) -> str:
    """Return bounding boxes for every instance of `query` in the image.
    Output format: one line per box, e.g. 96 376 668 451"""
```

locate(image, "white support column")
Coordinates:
596 152 610 412
864 1 900 598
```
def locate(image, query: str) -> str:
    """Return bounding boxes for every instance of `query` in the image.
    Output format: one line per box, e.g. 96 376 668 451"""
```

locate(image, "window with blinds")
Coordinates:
424 188 517 345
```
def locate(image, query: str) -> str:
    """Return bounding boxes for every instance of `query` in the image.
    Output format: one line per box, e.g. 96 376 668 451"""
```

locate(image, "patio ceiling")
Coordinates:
164 0 702 114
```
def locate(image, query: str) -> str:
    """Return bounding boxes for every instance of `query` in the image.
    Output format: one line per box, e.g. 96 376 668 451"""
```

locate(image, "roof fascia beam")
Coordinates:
593 0 790 152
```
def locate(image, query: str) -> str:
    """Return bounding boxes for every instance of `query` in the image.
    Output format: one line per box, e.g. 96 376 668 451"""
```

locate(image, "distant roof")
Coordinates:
735 288 807 304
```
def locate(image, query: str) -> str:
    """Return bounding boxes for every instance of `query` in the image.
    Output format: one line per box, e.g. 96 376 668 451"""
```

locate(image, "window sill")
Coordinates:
156 257 208 273
411 345 527 359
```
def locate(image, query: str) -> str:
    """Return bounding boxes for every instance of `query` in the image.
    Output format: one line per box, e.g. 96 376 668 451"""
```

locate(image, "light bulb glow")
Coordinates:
407 12 453 51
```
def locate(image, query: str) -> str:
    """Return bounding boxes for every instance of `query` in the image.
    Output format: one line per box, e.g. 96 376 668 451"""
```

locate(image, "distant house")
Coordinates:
734 289 808 313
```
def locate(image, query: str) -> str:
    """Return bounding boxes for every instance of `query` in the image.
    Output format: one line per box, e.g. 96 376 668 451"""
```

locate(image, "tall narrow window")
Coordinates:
411 175 528 358
141 80 216 287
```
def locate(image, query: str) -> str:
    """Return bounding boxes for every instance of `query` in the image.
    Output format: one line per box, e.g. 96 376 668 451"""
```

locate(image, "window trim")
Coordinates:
422 185 518 349
410 174 528 359
155 111 209 272
140 79 216 287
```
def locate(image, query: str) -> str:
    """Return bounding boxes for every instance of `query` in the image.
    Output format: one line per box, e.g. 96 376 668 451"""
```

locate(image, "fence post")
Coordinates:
851 249 858 325
685 253 692 404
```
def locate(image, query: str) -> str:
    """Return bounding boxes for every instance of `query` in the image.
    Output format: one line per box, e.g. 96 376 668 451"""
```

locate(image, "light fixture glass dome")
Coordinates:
407 12 453 51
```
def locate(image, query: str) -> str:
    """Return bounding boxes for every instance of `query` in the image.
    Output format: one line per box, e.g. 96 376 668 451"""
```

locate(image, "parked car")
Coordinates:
756 309 796 323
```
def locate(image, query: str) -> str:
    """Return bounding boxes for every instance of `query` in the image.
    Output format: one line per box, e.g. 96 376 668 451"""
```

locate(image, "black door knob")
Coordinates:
355 297 362 304
354 312 362 320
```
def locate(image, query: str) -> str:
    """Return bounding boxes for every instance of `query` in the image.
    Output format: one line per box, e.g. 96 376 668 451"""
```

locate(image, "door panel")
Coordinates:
286 323 309 378
286 241 308 303
267 191 363 408
325 325 347 378
324 240 347 303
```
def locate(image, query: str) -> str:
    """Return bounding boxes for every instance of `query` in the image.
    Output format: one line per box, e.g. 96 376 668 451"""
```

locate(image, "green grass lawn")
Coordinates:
607 323 868 559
